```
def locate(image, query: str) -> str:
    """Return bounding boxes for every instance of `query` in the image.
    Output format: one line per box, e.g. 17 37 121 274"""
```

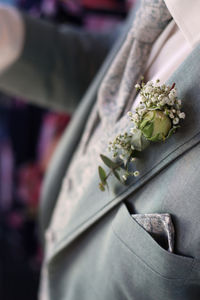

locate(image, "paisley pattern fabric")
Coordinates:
132 213 175 252
97 0 172 126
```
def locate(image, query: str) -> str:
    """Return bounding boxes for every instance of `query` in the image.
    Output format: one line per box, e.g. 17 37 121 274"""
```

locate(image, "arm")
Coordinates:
0 6 118 112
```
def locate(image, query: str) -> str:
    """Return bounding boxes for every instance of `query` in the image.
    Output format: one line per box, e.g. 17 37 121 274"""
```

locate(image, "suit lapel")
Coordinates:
48 44 200 262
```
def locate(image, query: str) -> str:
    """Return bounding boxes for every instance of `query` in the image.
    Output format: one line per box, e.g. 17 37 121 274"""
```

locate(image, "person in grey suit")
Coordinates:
0 0 200 299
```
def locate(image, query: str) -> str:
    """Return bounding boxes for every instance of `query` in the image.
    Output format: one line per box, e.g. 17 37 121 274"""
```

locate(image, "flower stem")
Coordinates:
104 162 123 181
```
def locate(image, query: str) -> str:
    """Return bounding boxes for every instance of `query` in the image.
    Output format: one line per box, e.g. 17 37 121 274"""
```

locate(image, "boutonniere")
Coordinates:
98 79 185 191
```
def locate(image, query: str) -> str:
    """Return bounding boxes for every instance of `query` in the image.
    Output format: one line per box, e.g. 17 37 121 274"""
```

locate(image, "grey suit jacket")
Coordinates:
0 5 200 300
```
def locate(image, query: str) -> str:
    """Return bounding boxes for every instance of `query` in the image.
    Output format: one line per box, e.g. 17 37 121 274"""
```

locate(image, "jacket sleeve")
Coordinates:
0 13 118 113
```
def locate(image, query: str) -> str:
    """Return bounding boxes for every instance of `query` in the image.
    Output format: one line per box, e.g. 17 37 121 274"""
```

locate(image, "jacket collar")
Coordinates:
48 43 200 262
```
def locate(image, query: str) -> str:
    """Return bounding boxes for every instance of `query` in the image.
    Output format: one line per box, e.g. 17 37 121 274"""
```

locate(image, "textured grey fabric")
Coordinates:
98 0 171 124
131 213 175 252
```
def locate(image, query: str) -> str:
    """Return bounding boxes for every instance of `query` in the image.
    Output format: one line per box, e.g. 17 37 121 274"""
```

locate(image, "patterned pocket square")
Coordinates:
131 213 175 253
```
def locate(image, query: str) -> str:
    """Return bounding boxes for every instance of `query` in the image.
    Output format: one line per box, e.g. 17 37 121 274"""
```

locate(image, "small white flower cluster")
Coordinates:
129 80 185 128
108 132 133 160
100 131 140 189
108 132 140 180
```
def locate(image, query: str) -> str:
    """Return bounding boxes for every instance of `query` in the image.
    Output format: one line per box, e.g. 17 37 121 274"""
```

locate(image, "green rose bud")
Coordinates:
139 110 172 142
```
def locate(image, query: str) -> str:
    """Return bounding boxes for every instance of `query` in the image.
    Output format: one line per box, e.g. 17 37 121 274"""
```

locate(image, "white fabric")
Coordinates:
164 0 200 48
145 21 192 82
0 5 24 73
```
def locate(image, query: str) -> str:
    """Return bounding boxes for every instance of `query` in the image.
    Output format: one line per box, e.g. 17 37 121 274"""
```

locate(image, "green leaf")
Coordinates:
100 154 118 169
113 170 121 182
166 126 180 139
99 182 105 191
98 166 107 183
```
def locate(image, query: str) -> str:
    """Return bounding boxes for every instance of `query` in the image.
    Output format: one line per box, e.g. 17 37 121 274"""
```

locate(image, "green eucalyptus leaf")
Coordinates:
98 166 107 183
100 154 118 169
130 129 149 152
113 170 122 182
166 127 176 139
99 182 105 191
166 126 180 139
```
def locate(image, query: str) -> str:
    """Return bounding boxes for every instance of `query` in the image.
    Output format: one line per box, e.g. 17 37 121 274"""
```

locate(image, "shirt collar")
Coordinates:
164 0 200 48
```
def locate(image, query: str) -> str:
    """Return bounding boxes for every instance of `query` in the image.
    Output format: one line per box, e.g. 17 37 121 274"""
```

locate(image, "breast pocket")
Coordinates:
111 203 199 300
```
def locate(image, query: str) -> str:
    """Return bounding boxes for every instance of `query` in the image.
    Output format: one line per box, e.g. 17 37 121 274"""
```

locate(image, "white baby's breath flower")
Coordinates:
177 99 182 106
145 86 153 93
159 99 166 106
137 109 144 116
169 93 175 101
134 171 140 177
135 83 140 89
163 97 168 103
152 97 157 103
167 98 175 106
122 174 127 181
169 112 174 119
179 112 186 119
133 114 139 122
130 127 136 134
173 117 179 125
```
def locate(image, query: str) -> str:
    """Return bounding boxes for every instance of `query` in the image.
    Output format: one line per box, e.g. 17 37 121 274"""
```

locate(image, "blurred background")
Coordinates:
0 0 135 299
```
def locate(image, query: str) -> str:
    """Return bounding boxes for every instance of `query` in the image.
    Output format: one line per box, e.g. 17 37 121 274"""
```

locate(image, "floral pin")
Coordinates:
98 79 185 191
